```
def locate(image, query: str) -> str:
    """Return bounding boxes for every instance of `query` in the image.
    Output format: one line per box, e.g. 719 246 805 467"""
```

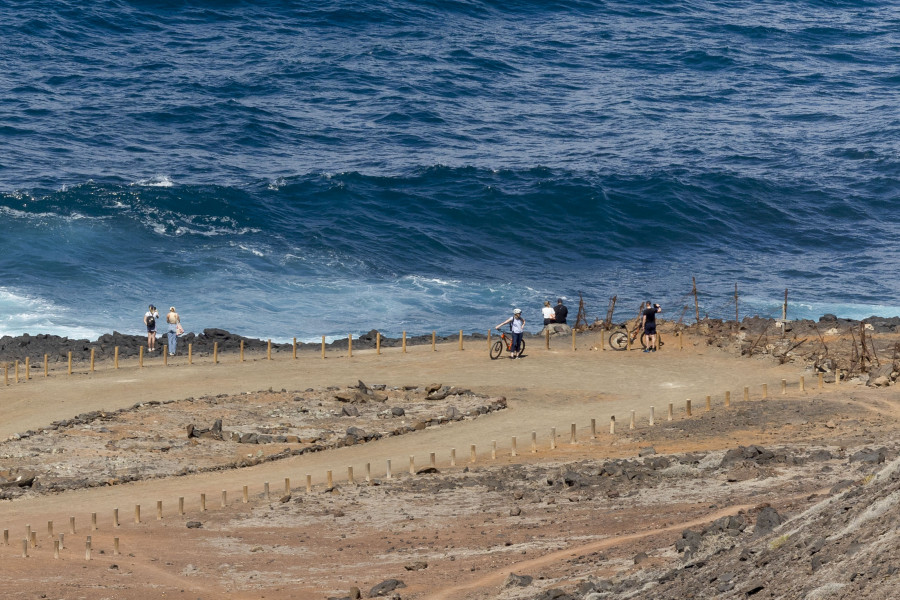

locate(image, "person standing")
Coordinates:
641 301 662 352
143 304 159 352
541 301 555 326
166 306 181 356
496 308 525 359
554 298 568 325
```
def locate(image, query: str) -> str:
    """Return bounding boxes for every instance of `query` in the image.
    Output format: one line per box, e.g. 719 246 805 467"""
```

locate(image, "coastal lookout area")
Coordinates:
0 325 898 599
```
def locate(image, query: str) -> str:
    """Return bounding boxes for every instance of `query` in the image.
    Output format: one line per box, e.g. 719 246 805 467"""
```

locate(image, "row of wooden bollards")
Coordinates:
1 370 830 561
3 328 602 385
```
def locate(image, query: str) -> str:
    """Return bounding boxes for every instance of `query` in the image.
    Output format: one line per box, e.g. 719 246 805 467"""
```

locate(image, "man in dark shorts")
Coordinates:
554 298 568 325
641 300 661 352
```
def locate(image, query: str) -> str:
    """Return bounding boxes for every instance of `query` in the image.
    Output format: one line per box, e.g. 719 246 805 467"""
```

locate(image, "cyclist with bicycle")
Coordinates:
496 308 525 359
641 301 662 353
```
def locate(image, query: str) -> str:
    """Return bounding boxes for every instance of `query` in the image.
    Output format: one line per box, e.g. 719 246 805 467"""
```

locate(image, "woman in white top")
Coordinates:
542 301 555 326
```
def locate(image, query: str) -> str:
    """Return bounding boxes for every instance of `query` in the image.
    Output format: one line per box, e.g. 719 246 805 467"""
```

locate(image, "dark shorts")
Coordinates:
543 318 553 325
644 322 656 335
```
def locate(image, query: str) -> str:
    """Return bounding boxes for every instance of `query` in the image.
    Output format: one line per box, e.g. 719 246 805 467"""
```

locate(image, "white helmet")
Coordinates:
513 308 522 315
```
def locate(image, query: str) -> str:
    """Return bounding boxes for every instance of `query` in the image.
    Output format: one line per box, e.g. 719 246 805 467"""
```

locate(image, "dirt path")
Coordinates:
0 330 816 599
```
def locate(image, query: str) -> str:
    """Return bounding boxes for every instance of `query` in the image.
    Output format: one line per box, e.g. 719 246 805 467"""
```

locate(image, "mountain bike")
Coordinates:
490 329 525 359
608 324 664 351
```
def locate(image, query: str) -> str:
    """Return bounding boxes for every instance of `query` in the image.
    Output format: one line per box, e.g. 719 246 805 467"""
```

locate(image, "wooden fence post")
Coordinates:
267 339 272 360
321 336 326 359
459 330 464 351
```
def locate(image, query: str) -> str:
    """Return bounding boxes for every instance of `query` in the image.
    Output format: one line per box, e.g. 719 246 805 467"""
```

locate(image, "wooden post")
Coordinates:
491 440 497 460
531 431 537 453
706 395 711 411
402 331 407 353
157 501 163 519
550 428 556 450
570 423 576 443
48 521 53 539
267 339 272 360
667 403 674 421
221 491 226 508
91 512 97 530
213 342 218 364
630 410 636 429
3 529 7 545
572 328 576 351
590 419 596 439
240 340 245 362
650 406 655 426
113 508 119 527
243 485 249 503
200 493 206 511
178 497 184 515
188 343 192 364
321 336 326 359
348 334 352 358
459 330 464 351
284 477 290 495
114 347 119 369
348 466 354 484
22 539 27 558
836 370 840 385
743 386 749 402
58 533 63 549
545 328 550 350
432 331 436 352
386 459 392 479
800 376 805 391
781 379 787 394
725 391 731 407
134 505 141 524
44 354 48 377
686 399 692 417
609 416 615 434
818 372 824 389
292 337 297 360
90 349 95 372
365 463 371 483
376 332 381 355
306 475 312 493
487 330 491 353
470 444 476 463
114 537 120 556
450 448 456 466
15 360 19 384
68 351 73 374
69 516 75 534
410 455 416 474
327 470 334 487
163 349 167 366
263 483 269 500
85 538 91 561
692 276 700 326
762 384 768 398
511 438 517 457
54 539 60 559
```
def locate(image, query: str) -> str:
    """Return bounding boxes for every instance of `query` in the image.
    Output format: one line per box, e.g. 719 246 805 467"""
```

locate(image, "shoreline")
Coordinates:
2 313 900 365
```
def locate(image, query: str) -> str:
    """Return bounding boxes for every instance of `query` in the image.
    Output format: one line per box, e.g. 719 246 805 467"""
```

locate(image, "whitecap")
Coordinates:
132 175 174 188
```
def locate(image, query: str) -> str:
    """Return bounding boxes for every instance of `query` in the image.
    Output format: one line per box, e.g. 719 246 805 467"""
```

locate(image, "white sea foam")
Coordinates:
132 175 174 188
0 288 103 340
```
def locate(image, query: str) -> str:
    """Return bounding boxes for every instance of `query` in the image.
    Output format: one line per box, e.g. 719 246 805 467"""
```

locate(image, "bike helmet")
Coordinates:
513 308 522 315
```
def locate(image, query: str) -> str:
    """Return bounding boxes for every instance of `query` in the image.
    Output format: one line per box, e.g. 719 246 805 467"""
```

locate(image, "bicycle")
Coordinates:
490 329 525 359
608 324 664 351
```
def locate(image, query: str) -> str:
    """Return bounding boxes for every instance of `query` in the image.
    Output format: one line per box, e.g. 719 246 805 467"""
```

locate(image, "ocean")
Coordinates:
1 0 898 342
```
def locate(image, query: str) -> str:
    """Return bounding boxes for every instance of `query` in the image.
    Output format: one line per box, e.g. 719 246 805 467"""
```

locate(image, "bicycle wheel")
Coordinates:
517 338 525 355
609 331 628 350
490 340 504 360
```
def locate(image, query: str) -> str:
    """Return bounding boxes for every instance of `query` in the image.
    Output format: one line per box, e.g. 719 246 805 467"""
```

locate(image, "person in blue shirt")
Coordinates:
496 308 525 359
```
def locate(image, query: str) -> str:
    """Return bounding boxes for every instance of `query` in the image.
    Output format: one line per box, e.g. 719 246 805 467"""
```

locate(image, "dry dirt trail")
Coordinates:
0 331 807 598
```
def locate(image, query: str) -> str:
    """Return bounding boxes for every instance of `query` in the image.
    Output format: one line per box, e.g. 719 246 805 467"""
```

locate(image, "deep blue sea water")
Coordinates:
1 0 898 341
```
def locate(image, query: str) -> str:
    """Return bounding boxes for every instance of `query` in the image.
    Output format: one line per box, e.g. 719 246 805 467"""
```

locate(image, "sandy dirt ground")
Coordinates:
0 329 895 600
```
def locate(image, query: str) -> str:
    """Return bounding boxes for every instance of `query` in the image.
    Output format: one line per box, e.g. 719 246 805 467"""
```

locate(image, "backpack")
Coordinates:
146 314 156 329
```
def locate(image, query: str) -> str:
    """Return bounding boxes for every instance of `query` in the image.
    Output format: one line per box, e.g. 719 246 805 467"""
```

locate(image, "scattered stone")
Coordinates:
186 521 202 529
368 579 406 597
503 573 533 588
